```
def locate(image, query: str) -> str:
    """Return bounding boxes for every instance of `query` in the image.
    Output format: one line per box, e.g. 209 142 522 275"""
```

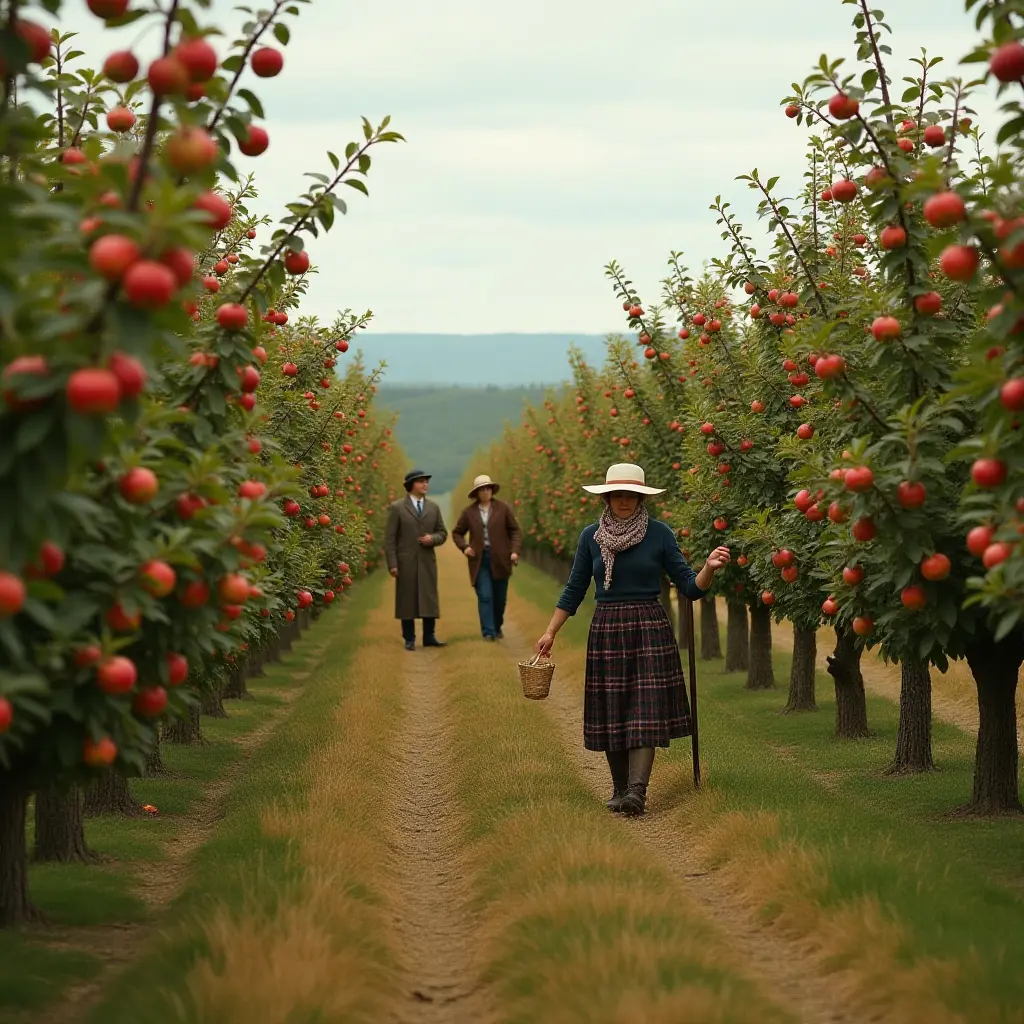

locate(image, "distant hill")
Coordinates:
376 383 559 495
352 333 612 385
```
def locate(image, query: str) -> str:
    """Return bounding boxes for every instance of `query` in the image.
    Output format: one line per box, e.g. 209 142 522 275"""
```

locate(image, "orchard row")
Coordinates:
472 0 1024 815
0 0 403 924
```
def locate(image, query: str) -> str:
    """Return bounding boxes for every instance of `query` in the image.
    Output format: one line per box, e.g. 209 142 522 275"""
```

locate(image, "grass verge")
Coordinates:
0 627 317 1019
437 555 795 1024
511 560 1024 1024
76 570 405 1024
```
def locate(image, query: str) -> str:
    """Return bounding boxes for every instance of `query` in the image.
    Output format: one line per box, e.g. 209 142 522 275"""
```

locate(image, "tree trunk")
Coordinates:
33 784 96 863
0 774 35 925
165 702 204 745
249 649 265 678
223 662 250 700
745 604 775 690
145 732 167 776
676 596 689 651
964 628 1024 815
201 681 227 719
700 596 722 661
886 658 935 775
826 625 870 739
784 626 817 712
83 770 141 817
725 600 748 672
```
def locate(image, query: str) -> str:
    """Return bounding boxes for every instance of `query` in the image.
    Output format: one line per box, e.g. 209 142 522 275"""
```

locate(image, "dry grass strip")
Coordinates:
176 598 405 1023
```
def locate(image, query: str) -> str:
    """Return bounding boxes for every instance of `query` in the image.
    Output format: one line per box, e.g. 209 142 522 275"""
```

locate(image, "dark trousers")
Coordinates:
475 550 509 638
401 617 437 643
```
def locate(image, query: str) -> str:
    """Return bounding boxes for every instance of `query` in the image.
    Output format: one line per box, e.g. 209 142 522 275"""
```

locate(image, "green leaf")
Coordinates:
237 88 265 118
273 22 291 45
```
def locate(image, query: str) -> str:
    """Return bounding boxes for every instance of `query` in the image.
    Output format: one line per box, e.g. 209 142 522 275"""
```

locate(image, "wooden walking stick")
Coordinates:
683 597 701 788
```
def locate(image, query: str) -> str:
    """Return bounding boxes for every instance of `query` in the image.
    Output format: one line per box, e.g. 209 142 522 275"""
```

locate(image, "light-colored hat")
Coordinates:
469 474 500 498
582 463 664 496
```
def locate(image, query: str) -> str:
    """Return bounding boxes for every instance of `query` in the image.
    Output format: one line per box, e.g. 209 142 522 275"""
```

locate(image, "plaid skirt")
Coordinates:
584 600 691 751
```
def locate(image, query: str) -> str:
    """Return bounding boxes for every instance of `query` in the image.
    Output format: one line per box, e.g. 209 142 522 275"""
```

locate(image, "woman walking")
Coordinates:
535 463 730 816
453 474 522 641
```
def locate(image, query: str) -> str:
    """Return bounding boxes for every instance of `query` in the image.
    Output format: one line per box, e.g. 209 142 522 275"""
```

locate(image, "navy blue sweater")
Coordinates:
556 520 707 615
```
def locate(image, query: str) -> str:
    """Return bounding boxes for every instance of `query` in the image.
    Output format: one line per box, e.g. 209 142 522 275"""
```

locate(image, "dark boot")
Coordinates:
604 750 628 812
620 747 655 816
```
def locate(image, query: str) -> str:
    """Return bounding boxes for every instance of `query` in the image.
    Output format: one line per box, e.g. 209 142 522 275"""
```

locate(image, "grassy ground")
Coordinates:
0 574 383 1023
510 562 1024 1024
438 567 796 1024
83 571 397 1024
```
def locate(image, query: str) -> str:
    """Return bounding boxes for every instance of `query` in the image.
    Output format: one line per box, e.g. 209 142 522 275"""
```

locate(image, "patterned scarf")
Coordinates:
594 501 649 590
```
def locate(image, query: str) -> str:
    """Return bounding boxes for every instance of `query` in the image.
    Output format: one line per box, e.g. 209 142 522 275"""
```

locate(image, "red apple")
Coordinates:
119 466 159 504
983 542 1013 568
174 36 218 82
871 315 902 342
923 191 965 228
251 46 284 77
761 590 776 606
147 56 190 95
166 126 219 173
990 40 1024 82
852 616 873 637
844 466 874 493
971 458 1007 488
89 234 141 281
123 260 177 308
140 559 176 597
842 565 864 586
194 190 233 230
851 517 877 542
96 655 137 694
238 124 269 156
1000 378 1024 411
165 651 189 687
939 244 979 281
920 553 951 581
106 105 136 133
217 303 248 330
967 525 994 557
83 736 118 767
133 686 168 717
914 291 942 316
828 93 859 119
897 481 926 509
0 572 26 617
103 50 139 82
66 368 121 415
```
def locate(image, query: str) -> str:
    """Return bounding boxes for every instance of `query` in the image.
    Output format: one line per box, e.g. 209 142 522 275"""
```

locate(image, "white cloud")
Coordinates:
52 0 1003 334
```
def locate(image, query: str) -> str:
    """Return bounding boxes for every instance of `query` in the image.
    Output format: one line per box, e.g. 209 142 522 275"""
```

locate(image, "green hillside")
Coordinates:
375 383 555 494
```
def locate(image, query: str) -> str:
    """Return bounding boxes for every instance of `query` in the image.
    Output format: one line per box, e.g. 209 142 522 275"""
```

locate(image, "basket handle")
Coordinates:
527 653 542 667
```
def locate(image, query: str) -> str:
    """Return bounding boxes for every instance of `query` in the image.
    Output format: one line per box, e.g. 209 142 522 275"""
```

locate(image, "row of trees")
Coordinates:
0 0 405 924
465 0 1023 816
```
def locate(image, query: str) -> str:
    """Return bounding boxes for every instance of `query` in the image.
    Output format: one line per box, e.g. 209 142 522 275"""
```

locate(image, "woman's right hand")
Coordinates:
535 632 554 657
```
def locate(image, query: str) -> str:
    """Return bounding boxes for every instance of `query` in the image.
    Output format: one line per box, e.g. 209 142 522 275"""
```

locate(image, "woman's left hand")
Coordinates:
706 545 731 571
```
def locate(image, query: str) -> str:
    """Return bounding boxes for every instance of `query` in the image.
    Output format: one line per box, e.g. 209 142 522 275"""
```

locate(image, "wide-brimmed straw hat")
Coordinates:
582 463 665 496
468 474 500 498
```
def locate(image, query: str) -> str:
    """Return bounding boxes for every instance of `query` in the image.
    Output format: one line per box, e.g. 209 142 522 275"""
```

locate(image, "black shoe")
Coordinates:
404 640 415 651
483 635 496 642
605 788 627 812
423 638 446 648
496 630 504 639
620 783 647 816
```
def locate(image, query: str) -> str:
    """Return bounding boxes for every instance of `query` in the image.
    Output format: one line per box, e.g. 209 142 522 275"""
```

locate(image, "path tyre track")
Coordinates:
385 647 493 1024
503 618 861 1024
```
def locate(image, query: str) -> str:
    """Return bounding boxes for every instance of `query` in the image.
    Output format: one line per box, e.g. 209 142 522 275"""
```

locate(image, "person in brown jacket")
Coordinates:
452 475 522 641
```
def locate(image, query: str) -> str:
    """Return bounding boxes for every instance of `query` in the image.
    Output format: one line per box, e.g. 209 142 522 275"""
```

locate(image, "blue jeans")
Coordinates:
475 550 508 638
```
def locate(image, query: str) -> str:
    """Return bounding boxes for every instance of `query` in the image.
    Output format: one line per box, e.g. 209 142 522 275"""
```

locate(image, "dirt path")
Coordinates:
33 636 332 1024
501 616 859 1024
384 648 492 1024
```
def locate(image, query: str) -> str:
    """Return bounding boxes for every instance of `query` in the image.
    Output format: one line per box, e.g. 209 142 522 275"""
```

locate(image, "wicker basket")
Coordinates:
518 654 555 700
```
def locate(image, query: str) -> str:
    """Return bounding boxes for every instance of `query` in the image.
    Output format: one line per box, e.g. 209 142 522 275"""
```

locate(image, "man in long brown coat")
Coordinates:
385 469 448 650
452 474 522 641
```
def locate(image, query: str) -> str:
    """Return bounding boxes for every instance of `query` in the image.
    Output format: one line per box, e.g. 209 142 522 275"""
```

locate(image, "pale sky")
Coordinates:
56 0 991 333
